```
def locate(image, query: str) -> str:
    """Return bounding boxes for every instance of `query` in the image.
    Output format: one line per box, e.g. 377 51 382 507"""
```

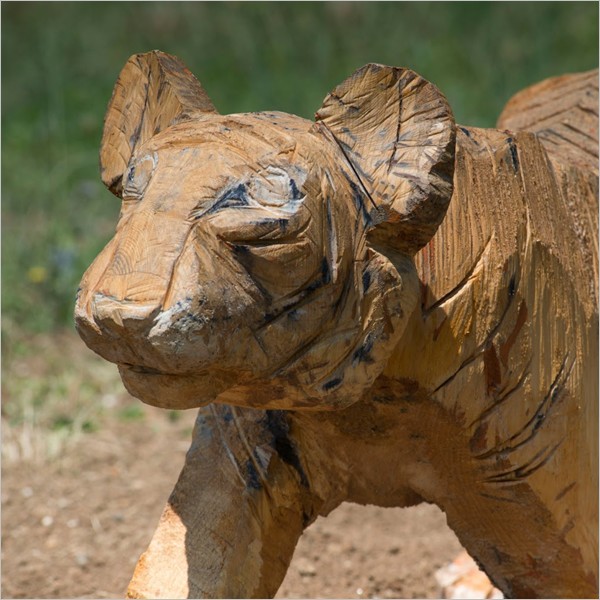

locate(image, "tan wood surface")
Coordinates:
75 52 598 598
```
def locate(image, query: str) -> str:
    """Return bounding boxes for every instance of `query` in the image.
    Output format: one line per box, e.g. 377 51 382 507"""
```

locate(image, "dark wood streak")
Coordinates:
431 282 516 396
469 357 532 429
264 411 310 488
484 438 565 484
206 183 249 215
507 137 520 172
499 300 528 367
386 84 403 175
475 355 573 460
484 343 502 397
478 491 523 505
555 481 577 501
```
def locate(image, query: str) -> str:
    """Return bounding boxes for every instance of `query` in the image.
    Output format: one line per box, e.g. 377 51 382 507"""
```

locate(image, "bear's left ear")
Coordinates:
100 51 218 197
315 63 456 255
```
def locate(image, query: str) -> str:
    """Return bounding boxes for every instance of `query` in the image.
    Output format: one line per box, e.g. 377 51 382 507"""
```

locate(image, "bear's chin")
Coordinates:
117 359 368 412
118 364 236 410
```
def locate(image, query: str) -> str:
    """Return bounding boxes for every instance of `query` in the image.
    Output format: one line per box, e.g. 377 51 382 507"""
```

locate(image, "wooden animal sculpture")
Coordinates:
75 51 598 599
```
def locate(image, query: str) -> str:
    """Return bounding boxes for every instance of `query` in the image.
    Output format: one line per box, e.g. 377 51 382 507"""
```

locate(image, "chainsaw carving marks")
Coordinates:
76 52 598 599
382 92 598 596
498 70 599 176
127 404 310 599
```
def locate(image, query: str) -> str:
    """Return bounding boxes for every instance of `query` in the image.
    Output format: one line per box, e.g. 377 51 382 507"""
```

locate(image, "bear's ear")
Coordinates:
100 50 218 197
315 63 456 255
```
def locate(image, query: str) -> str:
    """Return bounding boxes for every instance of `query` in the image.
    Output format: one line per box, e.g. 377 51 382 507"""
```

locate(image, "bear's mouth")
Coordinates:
122 363 168 375
117 363 237 410
116 363 328 412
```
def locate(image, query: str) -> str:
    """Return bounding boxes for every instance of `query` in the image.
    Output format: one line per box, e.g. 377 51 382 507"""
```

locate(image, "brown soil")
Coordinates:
2 336 464 599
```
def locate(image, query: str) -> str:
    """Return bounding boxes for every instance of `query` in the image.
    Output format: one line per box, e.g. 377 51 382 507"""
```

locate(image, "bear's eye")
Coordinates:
193 166 307 223
206 183 249 214
249 166 305 209
122 154 156 201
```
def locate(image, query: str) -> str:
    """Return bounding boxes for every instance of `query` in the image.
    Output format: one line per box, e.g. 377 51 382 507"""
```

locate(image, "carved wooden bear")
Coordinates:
75 51 598 598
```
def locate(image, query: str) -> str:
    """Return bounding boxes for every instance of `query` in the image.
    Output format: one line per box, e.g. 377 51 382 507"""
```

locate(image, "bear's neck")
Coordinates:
384 126 532 397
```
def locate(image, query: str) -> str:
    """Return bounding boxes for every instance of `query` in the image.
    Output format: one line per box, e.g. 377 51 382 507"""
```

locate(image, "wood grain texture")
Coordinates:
100 51 217 197
388 126 598 597
127 406 307 599
497 69 598 176
497 70 599 306
75 53 598 599
315 64 456 254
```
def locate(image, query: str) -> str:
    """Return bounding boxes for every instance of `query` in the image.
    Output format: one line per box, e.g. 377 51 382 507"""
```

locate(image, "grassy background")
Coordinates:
2 1 598 334
1 2 598 455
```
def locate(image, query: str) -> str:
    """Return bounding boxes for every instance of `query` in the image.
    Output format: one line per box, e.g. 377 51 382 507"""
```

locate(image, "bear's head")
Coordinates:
75 51 455 410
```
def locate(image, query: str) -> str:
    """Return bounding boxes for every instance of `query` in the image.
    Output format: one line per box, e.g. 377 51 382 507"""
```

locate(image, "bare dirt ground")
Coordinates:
2 334 464 600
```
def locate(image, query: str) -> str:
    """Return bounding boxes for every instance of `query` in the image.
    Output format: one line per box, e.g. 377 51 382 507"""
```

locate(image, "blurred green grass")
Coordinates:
1 322 193 462
2 1 598 335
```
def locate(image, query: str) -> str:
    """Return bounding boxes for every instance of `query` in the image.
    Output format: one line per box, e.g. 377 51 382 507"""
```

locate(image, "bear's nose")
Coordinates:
91 292 161 333
95 271 169 304
74 290 162 368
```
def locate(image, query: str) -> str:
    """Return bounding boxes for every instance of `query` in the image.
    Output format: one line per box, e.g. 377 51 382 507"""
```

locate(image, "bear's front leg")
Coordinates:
127 404 312 599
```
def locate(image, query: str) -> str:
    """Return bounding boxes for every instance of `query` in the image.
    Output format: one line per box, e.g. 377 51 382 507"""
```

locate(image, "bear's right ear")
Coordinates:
100 50 218 197
315 64 455 255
